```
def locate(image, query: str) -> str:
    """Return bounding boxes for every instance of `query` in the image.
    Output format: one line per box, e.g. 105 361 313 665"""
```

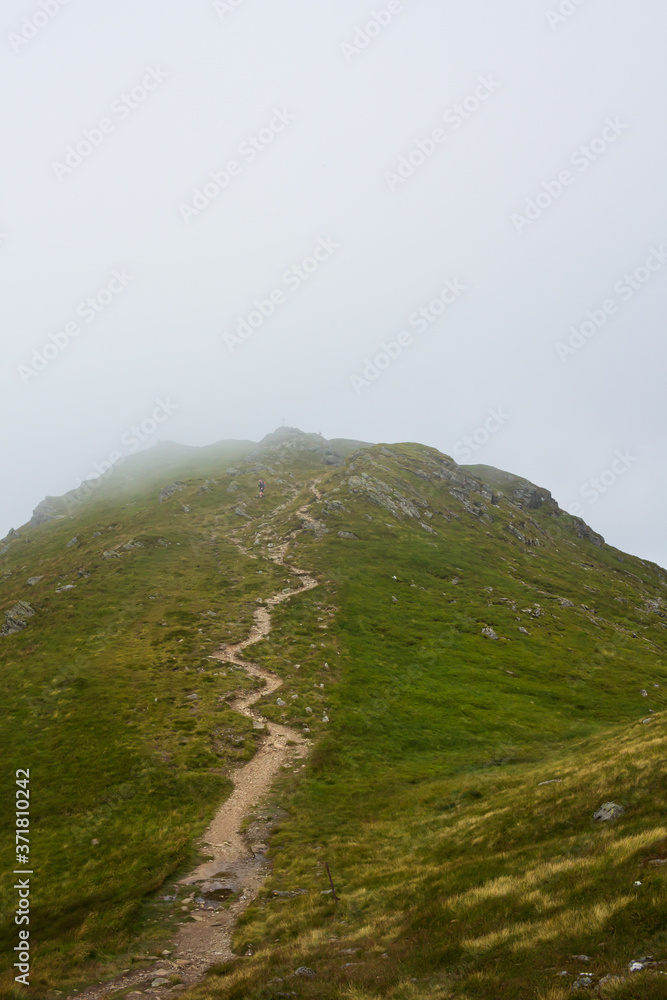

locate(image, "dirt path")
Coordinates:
68 486 322 999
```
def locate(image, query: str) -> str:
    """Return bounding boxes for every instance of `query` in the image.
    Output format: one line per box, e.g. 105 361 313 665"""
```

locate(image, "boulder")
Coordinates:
593 802 625 822
482 627 498 640
1 601 36 637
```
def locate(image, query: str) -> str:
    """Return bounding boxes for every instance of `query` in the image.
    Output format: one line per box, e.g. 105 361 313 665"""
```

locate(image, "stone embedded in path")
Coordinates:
593 802 625 822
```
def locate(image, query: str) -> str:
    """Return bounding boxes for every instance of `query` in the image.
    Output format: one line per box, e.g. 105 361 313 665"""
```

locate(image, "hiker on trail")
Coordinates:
258 479 266 498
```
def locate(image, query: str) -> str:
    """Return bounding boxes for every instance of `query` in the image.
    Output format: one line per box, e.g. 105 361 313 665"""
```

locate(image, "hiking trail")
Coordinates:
68 484 322 999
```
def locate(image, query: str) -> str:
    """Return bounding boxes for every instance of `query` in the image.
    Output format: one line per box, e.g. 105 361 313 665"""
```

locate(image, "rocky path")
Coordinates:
67 485 321 1000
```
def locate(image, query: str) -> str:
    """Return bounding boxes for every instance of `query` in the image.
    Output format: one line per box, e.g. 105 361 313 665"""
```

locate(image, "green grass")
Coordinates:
1 437 666 998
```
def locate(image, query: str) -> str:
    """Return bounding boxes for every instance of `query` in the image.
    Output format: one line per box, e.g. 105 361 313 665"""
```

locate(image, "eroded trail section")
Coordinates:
174 562 318 981
67 486 321 999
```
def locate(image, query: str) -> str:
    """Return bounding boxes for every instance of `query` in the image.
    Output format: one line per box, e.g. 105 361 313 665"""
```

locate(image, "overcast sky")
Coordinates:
2 0 666 569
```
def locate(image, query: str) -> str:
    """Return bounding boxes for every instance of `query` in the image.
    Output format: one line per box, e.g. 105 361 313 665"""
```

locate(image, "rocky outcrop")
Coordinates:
571 517 604 547
30 497 62 526
1 601 36 636
347 475 424 520
158 482 186 503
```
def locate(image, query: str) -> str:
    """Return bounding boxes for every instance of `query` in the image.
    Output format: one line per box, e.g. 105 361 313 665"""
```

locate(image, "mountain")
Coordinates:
1 429 666 999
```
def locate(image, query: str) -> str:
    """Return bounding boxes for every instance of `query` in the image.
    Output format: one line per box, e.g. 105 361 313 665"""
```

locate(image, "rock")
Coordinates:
571 516 604 547
3 528 21 541
323 501 347 515
276 698 286 707
235 507 251 519
305 707 313 714
66 537 78 548
420 522 437 534
186 693 199 700
640 689 648 697
518 627 529 634
629 957 656 973
559 599 574 608
197 485 211 495
226 467 240 475
158 482 186 502
26 577 43 586
182 505 191 513
294 967 316 978
482 627 498 640
572 955 590 962
1 601 36 637
102 550 121 559
571 973 593 989
337 531 358 540
322 715 329 722
593 802 625 822
538 779 562 786
29 497 62 526
151 978 171 987
55 584 75 593
123 540 145 550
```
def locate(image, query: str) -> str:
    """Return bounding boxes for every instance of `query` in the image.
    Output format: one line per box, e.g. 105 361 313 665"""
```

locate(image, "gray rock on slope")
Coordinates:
593 802 625 822
1 601 36 637
158 482 186 502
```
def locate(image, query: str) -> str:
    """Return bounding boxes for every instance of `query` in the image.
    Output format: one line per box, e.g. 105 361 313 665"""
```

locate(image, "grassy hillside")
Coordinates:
1 431 666 999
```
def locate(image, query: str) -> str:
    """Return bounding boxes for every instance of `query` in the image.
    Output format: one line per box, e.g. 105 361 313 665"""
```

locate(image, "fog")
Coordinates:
2 0 666 568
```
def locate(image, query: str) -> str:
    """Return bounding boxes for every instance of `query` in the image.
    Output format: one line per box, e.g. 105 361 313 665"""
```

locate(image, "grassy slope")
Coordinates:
190 443 667 999
1 438 666 999
0 447 306 995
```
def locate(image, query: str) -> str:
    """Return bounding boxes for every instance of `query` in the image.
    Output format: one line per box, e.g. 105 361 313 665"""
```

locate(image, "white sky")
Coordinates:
2 0 666 569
